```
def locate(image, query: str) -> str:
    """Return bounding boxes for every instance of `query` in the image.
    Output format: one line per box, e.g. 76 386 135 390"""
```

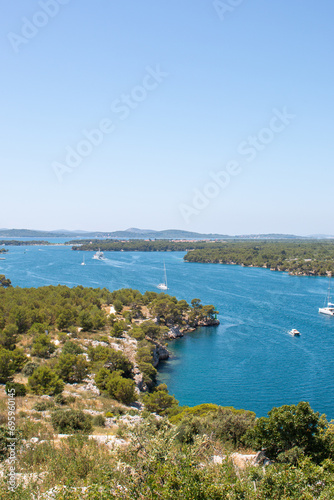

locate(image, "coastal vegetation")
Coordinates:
70 239 221 252
184 239 334 276
2 278 334 497
0 276 11 288
70 238 334 276
0 240 51 246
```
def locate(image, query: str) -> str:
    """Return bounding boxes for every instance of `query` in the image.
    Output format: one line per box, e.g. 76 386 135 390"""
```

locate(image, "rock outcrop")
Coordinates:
152 342 170 367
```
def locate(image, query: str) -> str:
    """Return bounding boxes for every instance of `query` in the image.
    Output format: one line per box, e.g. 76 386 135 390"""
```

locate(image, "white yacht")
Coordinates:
319 277 334 316
157 262 168 290
81 254 86 266
92 249 105 260
289 329 301 337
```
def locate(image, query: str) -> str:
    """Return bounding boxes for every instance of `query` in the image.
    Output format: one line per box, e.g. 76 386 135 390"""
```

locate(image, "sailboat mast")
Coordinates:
328 276 332 305
164 262 167 288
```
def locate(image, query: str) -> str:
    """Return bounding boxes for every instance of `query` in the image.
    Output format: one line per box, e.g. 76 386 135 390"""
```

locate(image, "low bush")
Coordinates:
143 385 179 416
31 333 56 358
28 366 64 396
54 394 68 405
33 401 55 412
92 415 105 427
22 361 39 376
51 409 93 434
5 381 26 397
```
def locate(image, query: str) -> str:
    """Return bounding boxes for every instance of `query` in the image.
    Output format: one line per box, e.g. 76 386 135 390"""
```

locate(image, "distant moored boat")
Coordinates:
319 276 334 316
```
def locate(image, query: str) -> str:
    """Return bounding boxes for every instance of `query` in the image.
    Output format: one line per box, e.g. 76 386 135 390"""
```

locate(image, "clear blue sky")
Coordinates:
1 0 333 235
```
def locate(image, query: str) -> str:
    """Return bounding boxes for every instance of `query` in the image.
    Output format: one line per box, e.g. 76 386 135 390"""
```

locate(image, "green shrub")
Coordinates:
56 310 74 331
51 409 93 434
55 353 89 383
5 382 26 397
22 361 39 376
54 394 68 406
95 367 111 391
138 361 157 388
61 340 83 355
31 333 56 358
33 402 47 412
130 327 145 340
0 324 18 350
99 335 109 344
175 415 203 444
140 321 162 339
78 311 94 331
169 403 219 423
0 348 27 383
136 343 154 364
92 415 105 427
57 332 68 343
245 401 329 463
33 401 55 411
171 404 256 446
113 299 123 313
28 366 64 396
105 405 125 416
89 346 133 378
111 322 124 338
143 387 179 416
106 372 136 405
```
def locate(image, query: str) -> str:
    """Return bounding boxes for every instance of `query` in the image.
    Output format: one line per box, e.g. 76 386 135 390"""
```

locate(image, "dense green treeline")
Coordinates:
184 239 334 276
70 239 223 252
70 239 334 276
0 284 113 335
0 282 217 397
0 240 51 246
0 284 216 340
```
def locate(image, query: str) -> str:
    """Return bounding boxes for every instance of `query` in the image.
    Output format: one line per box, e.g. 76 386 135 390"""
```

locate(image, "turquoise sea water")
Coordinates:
1 241 334 418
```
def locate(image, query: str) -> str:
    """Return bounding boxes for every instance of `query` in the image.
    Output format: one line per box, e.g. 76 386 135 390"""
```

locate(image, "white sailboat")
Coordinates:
157 262 168 290
319 276 334 316
81 254 86 266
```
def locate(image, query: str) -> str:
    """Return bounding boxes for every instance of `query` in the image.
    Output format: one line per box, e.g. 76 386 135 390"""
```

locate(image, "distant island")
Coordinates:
0 240 51 246
70 239 225 252
1 227 332 240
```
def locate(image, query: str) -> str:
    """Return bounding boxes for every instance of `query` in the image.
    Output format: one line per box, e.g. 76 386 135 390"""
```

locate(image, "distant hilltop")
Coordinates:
0 228 333 240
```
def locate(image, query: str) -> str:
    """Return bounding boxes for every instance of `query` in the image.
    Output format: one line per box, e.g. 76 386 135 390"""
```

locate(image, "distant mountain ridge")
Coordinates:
0 228 332 240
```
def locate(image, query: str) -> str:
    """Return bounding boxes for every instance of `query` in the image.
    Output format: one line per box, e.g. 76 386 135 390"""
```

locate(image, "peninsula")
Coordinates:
70 238 334 276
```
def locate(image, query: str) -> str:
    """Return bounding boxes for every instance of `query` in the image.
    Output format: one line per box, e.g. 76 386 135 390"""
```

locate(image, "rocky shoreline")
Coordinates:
153 318 220 367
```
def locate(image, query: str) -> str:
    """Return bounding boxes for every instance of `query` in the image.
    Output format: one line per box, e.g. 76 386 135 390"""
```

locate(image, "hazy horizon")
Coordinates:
1 225 333 238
